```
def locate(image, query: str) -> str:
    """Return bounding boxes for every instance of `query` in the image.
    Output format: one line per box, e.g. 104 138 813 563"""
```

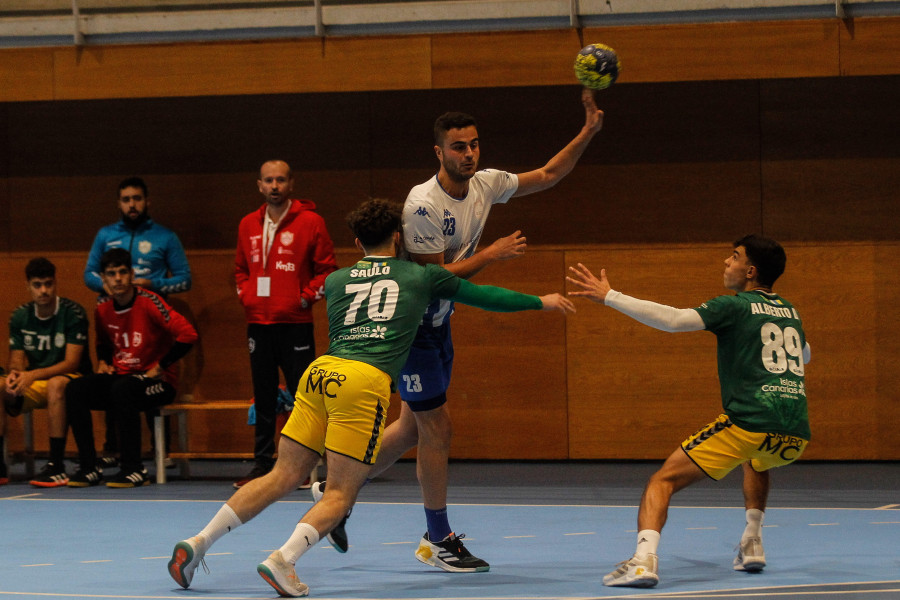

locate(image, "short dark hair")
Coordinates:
118 176 148 197
100 248 132 272
734 234 786 287
434 112 478 146
346 199 403 249
25 257 55 280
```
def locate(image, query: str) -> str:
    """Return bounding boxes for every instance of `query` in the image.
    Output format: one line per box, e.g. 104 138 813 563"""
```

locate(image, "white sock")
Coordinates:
635 529 660 558
742 508 764 541
279 522 320 564
198 504 243 548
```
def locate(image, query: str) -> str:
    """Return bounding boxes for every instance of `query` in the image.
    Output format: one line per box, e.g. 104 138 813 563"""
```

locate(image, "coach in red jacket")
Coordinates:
234 160 338 488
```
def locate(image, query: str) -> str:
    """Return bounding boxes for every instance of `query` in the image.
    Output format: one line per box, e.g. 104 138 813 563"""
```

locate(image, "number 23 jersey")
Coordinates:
695 290 810 440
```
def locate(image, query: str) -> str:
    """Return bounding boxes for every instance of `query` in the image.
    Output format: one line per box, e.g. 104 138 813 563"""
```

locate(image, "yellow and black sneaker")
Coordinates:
68 466 103 487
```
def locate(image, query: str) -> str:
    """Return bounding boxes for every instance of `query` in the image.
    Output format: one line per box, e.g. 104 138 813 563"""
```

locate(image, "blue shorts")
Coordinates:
398 322 453 411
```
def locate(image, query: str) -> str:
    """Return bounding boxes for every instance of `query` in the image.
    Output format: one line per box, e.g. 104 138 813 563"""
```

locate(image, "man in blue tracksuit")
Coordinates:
84 176 192 297
83 176 193 466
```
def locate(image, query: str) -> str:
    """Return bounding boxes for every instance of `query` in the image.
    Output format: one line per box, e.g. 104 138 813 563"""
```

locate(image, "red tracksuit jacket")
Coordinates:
235 199 338 324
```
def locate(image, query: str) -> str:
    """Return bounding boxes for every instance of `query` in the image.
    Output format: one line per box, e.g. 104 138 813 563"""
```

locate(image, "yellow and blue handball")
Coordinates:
574 43 621 90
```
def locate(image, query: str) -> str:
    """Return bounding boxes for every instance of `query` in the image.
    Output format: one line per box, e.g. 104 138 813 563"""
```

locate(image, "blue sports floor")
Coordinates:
1 460 898 600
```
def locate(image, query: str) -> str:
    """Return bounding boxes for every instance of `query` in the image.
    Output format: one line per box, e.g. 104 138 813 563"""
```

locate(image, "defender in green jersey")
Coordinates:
568 234 811 588
1 258 91 487
168 199 573 597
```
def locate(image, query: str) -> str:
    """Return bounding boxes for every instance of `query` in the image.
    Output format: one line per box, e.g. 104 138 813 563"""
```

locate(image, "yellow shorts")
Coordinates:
281 356 391 465
681 414 809 480
1 373 82 414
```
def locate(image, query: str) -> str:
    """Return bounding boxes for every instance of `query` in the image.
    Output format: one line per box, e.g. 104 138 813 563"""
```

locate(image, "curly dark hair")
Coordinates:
346 199 403 249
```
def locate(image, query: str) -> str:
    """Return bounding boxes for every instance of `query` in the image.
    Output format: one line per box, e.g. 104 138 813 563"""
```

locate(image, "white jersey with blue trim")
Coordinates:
402 169 519 327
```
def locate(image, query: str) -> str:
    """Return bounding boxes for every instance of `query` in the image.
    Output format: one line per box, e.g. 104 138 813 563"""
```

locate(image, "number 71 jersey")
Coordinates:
695 290 810 440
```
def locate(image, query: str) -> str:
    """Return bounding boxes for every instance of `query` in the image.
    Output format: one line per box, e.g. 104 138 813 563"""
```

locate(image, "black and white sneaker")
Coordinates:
67 466 103 487
98 456 119 469
30 462 69 488
415 532 490 572
106 467 150 488
311 481 350 553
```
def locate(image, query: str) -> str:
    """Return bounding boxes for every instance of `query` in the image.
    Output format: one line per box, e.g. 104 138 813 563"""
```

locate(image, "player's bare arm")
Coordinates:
540 293 576 314
411 231 527 280
514 89 604 197
566 262 611 303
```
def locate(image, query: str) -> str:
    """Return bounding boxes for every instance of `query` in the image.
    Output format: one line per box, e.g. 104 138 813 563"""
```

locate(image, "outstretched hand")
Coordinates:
566 262 611 304
485 230 527 262
540 293 576 314
581 88 604 135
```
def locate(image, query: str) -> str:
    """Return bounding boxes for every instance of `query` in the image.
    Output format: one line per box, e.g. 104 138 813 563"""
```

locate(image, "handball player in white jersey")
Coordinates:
318 88 605 572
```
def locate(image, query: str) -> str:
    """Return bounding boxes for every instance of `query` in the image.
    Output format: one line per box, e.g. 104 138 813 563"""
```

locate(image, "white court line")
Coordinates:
79 560 113 564
809 522 839 526
0 493 43 500
3 496 896 513
142 551 231 560
620 579 900 598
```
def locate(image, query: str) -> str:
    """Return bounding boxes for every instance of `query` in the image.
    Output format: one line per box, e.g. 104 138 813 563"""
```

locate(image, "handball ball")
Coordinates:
574 43 621 90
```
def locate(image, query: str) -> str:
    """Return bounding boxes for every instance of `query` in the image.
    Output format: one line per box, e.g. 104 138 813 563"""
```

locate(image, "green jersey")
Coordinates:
8 297 92 374
325 257 542 388
695 290 810 440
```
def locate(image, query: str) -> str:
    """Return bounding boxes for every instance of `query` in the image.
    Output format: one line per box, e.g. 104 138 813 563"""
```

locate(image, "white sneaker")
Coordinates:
603 554 659 587
734 536 766 572
168 535 209 589
257 550 309 597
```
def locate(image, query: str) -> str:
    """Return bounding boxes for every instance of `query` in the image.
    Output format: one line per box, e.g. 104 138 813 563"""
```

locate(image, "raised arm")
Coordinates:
513 88 604 197
567 262 704 332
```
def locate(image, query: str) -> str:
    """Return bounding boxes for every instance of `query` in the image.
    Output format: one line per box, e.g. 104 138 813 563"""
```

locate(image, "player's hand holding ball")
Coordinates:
574 43 621 90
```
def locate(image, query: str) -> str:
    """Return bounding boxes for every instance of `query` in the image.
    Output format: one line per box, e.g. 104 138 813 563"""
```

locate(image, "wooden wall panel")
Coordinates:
583 20 840 83
445 251 569 459
431 29 583 89
840 17 900 76
772 244 882 460
3 18 900 102
50 37 432 100
0 48 54 102
759 77 900 241
565 246 723 459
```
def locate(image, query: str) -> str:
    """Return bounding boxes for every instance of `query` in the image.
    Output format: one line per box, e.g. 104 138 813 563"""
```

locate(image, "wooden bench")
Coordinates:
152 400 320 485
153 400 251 484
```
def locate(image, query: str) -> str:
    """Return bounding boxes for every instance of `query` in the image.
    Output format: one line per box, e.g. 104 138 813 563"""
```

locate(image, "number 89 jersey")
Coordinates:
324 257 460 389
695 290 810 440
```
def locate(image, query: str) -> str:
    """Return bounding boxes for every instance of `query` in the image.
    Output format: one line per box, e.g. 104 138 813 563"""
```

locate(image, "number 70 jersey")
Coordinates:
323 257 461 389
695 290 810 440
